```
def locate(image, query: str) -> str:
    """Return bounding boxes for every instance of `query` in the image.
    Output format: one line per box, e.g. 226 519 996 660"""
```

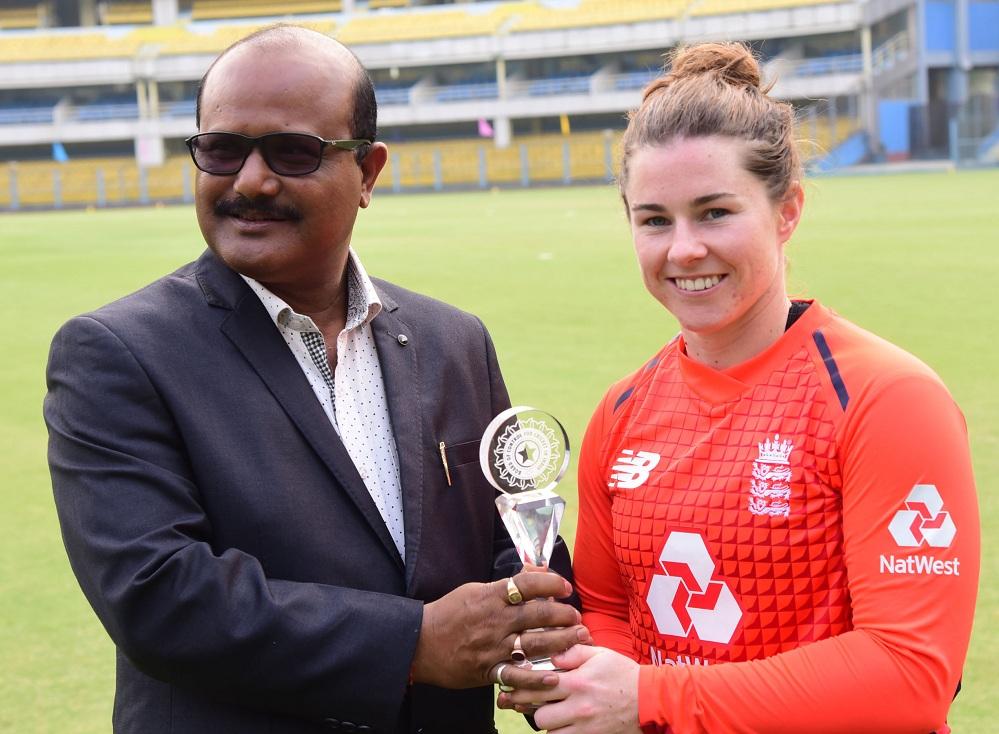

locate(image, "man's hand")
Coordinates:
410 571 588 690
498 645 641 734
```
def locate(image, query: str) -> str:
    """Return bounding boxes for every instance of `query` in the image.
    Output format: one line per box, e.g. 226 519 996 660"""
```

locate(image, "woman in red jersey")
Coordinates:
498 42 979 733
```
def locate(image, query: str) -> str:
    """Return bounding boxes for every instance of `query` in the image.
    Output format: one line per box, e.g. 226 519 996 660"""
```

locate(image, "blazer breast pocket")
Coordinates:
438 438 486 489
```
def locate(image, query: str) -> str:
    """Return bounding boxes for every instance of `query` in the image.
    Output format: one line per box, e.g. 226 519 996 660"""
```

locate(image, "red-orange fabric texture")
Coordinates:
574 301 979 733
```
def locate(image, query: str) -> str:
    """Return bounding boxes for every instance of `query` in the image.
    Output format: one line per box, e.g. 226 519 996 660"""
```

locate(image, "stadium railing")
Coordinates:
0 101 57 125
526 74 594 97
70 100 141 122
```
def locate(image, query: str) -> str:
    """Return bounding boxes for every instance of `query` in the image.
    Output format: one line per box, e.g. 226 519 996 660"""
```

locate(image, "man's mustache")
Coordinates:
214 197 302 221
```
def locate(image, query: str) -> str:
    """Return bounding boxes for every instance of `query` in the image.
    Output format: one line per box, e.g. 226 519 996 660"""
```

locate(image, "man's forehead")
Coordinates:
208 30 358 92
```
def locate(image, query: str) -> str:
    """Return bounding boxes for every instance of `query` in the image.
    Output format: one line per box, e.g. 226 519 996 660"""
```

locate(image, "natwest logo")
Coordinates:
608 449 660 490
881 484 960 577
888 484 956 548
645 531 742 644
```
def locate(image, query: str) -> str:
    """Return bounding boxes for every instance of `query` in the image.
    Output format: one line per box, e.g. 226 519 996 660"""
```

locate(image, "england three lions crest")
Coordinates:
748 434 793 518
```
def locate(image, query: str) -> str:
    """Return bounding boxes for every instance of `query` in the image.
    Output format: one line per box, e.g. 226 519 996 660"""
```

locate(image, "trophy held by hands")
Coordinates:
480 406 570 670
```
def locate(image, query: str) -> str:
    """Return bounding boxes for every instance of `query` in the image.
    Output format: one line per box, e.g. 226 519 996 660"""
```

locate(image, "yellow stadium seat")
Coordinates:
0 32 139 62
0 3 45 30
511 0 685 33
337 3 519 46
688 0 832 18
191 0 342 21
100 1 154 25
369 0 411 9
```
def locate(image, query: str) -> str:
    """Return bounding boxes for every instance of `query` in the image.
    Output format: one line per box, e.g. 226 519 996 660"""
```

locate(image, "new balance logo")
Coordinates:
888 484 956 548
608 449 660 490
645 532 742 644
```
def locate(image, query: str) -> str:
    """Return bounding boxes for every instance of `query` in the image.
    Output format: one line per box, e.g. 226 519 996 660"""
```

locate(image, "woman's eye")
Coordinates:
645 216 668 227
704 208 729 221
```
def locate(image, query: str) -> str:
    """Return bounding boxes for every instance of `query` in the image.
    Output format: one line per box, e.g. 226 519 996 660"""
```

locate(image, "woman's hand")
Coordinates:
498 645 641 734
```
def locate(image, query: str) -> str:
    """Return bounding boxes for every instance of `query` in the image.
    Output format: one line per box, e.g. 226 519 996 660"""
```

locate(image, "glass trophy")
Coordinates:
480 406 570 670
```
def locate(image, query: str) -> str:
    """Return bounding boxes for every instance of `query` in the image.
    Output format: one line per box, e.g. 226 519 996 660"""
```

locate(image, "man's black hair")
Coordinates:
194 25 377 163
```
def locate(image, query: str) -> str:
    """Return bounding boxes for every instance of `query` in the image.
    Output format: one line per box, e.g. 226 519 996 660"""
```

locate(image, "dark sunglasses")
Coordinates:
185 131 372 176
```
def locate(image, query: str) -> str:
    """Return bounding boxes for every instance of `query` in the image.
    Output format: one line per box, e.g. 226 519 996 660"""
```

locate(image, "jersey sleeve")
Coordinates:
637 373 979 733
573 390 639 659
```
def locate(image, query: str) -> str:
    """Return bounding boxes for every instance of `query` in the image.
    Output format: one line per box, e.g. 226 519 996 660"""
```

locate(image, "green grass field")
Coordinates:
2 169 997 733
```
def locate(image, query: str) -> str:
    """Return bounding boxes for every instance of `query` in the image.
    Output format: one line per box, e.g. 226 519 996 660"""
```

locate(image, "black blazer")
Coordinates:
45 249 570 733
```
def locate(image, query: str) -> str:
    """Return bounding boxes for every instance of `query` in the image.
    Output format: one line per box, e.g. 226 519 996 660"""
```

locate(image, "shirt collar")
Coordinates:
241 248 382 333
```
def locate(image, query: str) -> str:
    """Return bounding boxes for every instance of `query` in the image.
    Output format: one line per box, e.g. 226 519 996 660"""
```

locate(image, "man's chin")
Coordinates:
206 239 279 280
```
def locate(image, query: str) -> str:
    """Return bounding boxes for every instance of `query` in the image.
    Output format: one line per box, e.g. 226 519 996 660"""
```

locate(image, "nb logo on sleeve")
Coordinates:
608 449 661 490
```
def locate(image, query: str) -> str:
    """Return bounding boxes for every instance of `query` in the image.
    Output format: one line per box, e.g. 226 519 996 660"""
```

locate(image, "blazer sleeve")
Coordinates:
44 315 423 731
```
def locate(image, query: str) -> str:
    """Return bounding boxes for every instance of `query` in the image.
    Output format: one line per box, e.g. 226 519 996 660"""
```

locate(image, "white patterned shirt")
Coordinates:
241 251 405 560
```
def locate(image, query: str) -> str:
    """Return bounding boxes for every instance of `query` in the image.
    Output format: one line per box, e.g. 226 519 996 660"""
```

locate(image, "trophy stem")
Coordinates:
495 488 566 568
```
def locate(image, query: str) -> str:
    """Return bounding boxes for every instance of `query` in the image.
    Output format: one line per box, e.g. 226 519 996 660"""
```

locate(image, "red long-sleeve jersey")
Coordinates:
574 301 979 733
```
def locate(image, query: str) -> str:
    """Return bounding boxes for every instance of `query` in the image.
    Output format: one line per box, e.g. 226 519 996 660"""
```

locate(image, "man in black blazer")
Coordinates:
44 26 583 734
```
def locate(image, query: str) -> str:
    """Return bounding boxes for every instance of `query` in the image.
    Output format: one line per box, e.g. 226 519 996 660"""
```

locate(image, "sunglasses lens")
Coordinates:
190 133 250 174
263 134 324 175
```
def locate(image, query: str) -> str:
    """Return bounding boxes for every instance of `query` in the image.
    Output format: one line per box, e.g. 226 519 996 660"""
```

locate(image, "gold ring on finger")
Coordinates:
506 577 524 605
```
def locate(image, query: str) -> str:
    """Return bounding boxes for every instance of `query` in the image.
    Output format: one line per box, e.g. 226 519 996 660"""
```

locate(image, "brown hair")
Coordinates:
620 42 800 201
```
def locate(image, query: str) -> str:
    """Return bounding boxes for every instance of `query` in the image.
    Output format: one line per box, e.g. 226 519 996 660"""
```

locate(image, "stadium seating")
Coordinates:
689 0 833 18
369 0 411 9
372 130 623 190
71 97 141 122
0 3 44 30
0 100 57 125
191 0 342 21
3 155 193 208
0 32 139 62
527 73 593 97
336 3 525 45
99 1 154 25
2 115 860 208
510 0 686 33
434 81 499 103
374 81 416 106
614 69 658 91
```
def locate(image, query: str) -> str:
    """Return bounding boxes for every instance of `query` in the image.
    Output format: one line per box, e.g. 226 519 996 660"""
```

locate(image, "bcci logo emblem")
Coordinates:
493 418 560 492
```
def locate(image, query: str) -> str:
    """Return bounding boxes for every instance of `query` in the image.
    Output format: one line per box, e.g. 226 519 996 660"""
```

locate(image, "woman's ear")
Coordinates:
776 181 805 245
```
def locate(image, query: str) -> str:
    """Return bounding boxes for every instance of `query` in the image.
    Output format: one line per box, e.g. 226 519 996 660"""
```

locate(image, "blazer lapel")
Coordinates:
370 291 425 591
196 251 404 569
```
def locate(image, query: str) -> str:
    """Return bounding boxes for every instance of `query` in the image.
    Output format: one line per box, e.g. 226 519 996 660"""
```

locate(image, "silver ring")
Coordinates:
511 634 527 663
506 577 524 605
494 662 509 686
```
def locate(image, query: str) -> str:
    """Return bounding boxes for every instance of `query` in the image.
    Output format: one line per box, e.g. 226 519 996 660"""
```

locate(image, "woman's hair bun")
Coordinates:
666 42 761 91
